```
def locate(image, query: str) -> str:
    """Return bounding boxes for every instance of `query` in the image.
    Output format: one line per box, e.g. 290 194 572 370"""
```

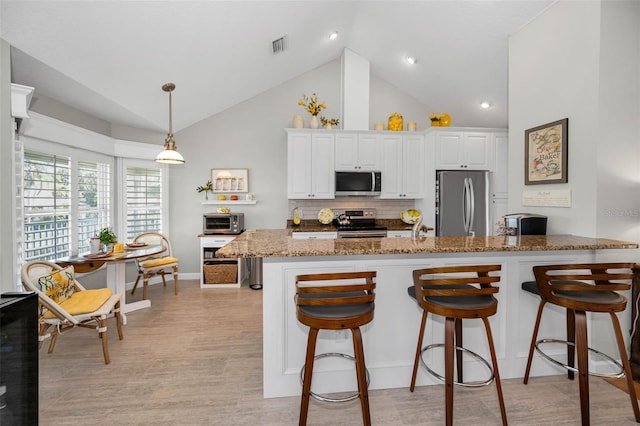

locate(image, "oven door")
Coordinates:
204 215 232 234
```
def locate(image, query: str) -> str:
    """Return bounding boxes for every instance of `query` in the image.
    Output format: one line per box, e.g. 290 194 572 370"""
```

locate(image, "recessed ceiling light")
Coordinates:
329 31 338 40
480 101 491 109
406 56 417 65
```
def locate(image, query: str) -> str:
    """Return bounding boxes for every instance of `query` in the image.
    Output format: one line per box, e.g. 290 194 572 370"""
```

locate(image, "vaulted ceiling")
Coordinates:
1 1 554 133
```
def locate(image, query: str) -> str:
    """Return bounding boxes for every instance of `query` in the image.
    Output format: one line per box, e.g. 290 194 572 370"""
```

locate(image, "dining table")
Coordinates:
56 244 166 324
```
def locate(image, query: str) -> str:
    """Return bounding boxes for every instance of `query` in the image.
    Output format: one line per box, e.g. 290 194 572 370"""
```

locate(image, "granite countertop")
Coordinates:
215 229 638 258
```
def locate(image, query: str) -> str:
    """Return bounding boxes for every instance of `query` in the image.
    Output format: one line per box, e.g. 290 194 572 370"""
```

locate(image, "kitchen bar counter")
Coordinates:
216 229 636 258
216 230 638 399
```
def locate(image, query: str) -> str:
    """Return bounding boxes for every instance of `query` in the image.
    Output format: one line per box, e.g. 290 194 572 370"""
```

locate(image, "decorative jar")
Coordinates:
292 115 304 128
388 113 403 131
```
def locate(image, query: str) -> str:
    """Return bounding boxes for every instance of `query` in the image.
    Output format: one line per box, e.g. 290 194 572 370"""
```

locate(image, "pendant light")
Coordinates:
155 83 185 164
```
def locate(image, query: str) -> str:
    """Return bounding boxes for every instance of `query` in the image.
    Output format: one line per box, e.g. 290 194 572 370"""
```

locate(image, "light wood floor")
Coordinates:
38 280 640 425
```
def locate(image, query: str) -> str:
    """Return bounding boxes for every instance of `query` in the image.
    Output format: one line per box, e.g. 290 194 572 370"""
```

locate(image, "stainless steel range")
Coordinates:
333 208 387 238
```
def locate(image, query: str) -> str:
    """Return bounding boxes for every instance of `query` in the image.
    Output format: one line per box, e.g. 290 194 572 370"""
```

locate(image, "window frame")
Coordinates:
22 138 115 261
17 112 168 268
117 157 170 242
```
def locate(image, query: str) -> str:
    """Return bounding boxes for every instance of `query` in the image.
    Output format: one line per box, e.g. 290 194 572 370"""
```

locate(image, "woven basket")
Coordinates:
204 264 237 284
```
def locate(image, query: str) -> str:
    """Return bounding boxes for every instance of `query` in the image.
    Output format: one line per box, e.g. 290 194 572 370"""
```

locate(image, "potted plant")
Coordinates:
196 180 213 200
98 227 118 252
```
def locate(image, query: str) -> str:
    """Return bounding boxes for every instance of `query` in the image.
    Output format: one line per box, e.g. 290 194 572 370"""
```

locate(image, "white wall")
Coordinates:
508 0 640 247
0 39 16 293
508 0 601 236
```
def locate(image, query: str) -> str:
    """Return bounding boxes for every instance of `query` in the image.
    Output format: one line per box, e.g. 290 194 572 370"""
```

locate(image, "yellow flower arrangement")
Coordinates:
320 116 340 127
298 93 326 116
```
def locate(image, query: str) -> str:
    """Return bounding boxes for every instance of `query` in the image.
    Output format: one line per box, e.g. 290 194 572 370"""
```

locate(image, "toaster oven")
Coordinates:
203 213 244 235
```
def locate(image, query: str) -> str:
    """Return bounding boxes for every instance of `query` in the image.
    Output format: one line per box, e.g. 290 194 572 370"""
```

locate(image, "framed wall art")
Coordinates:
211 168 249 193
524 118 568 185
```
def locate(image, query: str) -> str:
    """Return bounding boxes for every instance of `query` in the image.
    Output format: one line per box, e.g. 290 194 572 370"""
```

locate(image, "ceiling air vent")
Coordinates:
272 36 287 54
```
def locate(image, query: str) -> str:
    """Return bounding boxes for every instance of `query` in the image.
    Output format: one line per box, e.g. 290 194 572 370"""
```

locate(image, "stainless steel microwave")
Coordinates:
203 213 244 235
335 171 382 196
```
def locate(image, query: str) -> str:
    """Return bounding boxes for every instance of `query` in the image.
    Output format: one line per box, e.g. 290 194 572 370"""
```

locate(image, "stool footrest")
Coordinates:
534 338 624 378
299 352 370 402
420 343 495 387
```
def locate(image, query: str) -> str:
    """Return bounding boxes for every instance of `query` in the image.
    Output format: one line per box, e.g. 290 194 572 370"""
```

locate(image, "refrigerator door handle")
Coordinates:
467 177 475 236
462 178 470 233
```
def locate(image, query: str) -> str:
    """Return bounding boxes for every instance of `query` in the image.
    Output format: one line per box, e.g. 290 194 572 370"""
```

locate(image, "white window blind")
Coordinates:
126 166 162 240
77 161 111 253
23 150 111 261
23 152 71 260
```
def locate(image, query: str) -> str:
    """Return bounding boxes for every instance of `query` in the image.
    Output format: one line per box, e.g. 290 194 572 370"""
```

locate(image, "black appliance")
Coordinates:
333 208 387 238
502 213 548 235
335 171 382 197
1 292 38 425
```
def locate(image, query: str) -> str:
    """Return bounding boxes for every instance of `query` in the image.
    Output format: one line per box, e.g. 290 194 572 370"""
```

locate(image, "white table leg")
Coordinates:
106 261 151 325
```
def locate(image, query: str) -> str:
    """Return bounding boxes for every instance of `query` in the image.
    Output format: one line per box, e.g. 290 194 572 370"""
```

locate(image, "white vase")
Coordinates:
292 115 304 128
309 115 319 129
90 237 101 254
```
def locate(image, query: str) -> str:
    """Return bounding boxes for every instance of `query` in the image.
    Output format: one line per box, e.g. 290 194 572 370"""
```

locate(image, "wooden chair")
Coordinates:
409 265 507 426
523 263 640 425
21 260 124 364
295 271 376 426
130 232 179 300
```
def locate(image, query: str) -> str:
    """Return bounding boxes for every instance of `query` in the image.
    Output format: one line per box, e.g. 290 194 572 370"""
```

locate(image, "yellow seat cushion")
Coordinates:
139 256 178 268
43 288 113 318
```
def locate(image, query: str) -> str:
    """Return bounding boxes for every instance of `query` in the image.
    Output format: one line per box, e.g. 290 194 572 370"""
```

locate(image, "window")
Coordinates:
125 165 163 241
23 150 111 261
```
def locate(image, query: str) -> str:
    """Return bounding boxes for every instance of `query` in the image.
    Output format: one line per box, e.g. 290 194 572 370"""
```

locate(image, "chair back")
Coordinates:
533 262 635 305
21 261 84 324
295 271 376 329
133 232 173 257
412 265 501 317
295 271 376 307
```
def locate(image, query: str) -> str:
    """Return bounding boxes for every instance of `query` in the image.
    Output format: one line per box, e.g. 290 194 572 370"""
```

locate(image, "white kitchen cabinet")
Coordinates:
491 132 509 235
287 131 335 199
435 131 494 170
380 133 425 199
200 236 242 288
492 132 509 198
334 133 380 171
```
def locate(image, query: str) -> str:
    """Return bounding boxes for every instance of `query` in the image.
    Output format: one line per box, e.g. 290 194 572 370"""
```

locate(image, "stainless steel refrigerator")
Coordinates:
435 170 490 236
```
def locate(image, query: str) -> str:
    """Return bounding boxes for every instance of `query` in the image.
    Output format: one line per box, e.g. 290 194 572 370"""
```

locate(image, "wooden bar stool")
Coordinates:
295 271 376 426
408 265 507 426
522 263 640 425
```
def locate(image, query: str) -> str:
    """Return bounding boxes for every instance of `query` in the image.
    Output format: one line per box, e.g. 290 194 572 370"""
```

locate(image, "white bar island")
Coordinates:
217 231 638 398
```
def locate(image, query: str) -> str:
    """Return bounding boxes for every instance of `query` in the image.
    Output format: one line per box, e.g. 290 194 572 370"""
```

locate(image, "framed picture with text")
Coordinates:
211 168 249 193
524 118 568 185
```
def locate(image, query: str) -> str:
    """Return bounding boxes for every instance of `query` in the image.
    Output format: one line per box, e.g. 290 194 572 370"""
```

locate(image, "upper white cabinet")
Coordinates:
380 133 425 199
334 133 380 171
287 131 335 199
491 132 509 235
435 131 494 170
492 133 509 198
